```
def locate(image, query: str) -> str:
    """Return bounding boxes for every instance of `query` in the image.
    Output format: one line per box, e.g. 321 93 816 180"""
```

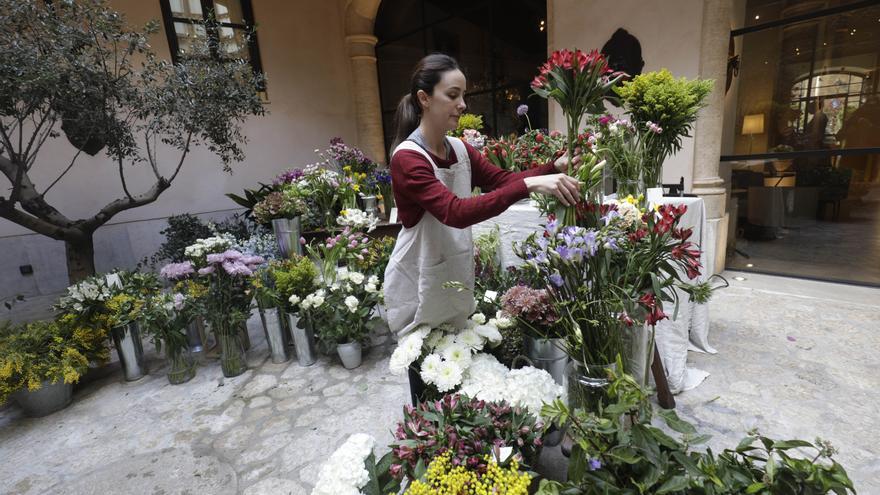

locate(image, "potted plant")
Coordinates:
140 290 200 384
499 285 565 384
248 265 290 364
0 318 108 416
252 184 309 259
268 256 319 366
613 69 713 188
303 268 382 369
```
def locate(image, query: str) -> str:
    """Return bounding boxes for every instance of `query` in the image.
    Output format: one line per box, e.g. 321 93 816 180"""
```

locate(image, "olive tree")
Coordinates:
0 0 265 282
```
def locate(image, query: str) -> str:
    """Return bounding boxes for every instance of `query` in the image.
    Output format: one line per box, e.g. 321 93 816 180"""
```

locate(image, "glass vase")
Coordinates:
616 177 644 199
218 328 247 377
166 348 196 385
564 361 617 413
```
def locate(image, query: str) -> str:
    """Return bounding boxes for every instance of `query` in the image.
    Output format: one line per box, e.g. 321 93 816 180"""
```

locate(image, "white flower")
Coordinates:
433 333 457 353
288 294 301 306
344 295 359 313
336 267 350 281
336 208 378 232
348 272 365 285
419 353 443 383
424 329 444 349
311 433 375 495
365 283 377 293
474 323 503 343
441 342 472 369
388 328 429 375
367 275 379 286
470 312 486 325
455 329 485 351
431 360 463 392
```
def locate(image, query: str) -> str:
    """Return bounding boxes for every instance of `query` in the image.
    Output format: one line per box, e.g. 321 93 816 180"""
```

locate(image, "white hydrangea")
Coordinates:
184 234 235 260
311 433 375 495
606 198 642 229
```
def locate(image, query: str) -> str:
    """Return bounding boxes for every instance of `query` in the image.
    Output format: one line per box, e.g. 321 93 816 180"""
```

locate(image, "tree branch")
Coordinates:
168 132 192 183
118 156 134 200
144 131 161 181
81 177 171 232
0 196 75 240
25 114 57 171
0 154 74 226
41 147 84 197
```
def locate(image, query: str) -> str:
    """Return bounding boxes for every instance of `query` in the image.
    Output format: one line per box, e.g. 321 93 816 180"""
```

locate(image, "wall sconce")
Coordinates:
742 113 765 154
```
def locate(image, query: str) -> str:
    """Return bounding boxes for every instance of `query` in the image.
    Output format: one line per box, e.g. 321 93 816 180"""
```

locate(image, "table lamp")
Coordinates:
742 113 764 154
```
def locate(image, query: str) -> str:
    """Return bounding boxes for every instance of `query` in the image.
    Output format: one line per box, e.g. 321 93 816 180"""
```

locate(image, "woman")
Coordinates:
384 53 582 345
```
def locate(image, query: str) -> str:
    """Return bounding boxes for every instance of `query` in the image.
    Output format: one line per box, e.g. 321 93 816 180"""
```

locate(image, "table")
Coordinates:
474 196 714 394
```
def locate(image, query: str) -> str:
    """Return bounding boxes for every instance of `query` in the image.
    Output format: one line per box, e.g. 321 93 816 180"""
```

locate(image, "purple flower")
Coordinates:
598 115 613 126
160 261 194 280
222 261 253 277
273 168 305 185
545 218 559 235
583 230 598 256
517 104 529 116
601 209 621 226
299 237 306 245
604 237 620 251
220 249 244 262
241 255 265 266
206 253 224 264
374 170 392 185
173 293 185 311
647 121 663 134
588 458 602 471
549 272 564 287
198 266 215 275
555 245 572 260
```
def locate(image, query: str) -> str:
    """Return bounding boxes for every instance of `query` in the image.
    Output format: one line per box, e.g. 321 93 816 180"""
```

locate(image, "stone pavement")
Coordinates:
1 272 878 494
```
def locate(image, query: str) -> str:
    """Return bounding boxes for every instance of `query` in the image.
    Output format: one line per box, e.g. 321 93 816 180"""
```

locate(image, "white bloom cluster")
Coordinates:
488 310 515 330
606 198 642 229
388 313 504 393
336 208 378 232
459 354 564 419
58 276 113 313
184 234 236 260
462 129 486 149
311 433 375 495
300 289 327 309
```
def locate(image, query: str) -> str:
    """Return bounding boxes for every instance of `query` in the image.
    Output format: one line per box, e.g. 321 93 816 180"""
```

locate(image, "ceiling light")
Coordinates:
755 15 760 20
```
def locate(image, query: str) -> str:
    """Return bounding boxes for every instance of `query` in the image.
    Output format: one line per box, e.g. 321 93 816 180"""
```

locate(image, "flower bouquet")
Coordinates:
140 290 199 384
304 226 370 283
530 48 625 224
251 184 308 225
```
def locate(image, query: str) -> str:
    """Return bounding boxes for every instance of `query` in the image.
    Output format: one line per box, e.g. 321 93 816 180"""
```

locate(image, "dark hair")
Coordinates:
390 54 461 152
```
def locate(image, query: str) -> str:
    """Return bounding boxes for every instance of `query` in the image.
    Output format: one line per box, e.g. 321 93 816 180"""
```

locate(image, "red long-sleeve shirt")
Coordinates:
390 141 557 229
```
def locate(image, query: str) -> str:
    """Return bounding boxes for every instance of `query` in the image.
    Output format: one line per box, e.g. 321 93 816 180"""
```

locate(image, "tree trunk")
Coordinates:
65 235 96 284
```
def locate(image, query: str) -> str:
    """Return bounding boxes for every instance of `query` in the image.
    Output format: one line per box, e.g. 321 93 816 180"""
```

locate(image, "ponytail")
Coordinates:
390 93 421 152
389 53 462 154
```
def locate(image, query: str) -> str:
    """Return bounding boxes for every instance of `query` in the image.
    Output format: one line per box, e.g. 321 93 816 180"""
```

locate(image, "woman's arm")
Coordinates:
392 149 530 229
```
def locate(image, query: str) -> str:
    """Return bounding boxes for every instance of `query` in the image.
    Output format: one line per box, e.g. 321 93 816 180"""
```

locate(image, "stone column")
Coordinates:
691 0 733 275
345 34 387 165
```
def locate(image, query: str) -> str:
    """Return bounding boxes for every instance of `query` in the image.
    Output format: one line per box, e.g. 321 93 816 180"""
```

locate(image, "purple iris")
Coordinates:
588 458 602 471
549 272 564 287
555 245 572 260
604 237 620 251
583 231 599 256
545 218 559 235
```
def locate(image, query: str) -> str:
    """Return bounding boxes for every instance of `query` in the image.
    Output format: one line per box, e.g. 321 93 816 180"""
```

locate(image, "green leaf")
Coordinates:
656 475 689 494
362 453 381 495
745 482 766 494
413 457 427 481
765 453 776 483
658 409 697 435
771 439 813 450
736 436 758 452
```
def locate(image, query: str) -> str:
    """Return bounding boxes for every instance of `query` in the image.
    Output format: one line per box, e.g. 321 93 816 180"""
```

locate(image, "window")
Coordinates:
159 0 264 86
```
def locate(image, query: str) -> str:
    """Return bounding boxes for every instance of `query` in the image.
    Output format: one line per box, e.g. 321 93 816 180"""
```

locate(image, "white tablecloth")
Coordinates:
474 196 714 394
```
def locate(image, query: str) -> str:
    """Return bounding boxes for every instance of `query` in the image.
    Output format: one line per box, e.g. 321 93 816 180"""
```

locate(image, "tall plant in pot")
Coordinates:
302 269 383 369
140 288 201 384
269 256 319 366
613 69 713 188
0 318 107 416
253 184 309 259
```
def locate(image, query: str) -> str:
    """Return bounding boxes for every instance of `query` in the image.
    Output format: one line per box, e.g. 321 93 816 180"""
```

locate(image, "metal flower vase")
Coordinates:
336 342 363 369
111 322 148 381
287 312 317 366
525 336 568 385
360 195 379 218
564 361 617 413
14 380 73 417
261 307 291 364
166 347 196 385
272 216 302 259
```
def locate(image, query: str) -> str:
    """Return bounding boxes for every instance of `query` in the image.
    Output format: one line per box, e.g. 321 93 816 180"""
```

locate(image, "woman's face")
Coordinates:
418 69 467 132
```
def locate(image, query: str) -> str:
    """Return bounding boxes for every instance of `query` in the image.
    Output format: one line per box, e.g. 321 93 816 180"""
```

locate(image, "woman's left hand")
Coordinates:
553 151 583 173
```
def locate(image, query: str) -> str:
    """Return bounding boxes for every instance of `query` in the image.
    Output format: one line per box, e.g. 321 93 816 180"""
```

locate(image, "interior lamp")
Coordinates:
742 113 765 154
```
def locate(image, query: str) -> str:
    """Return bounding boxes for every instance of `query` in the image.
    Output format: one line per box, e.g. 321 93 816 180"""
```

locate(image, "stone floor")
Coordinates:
1 271 878 494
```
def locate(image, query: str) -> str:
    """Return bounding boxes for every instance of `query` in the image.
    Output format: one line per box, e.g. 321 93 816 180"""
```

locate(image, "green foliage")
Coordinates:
251 184 309 224
153 214 213 264
449 113 484 137
0 318 108 404
537 366 856 495
613 69 713 185
269 257 318 310
352 235 396 278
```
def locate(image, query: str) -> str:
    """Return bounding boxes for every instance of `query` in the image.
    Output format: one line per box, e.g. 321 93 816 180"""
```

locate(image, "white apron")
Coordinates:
384 137 476 337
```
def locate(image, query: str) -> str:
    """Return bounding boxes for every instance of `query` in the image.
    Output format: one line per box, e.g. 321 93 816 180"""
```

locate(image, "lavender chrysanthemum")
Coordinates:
160 261 194 280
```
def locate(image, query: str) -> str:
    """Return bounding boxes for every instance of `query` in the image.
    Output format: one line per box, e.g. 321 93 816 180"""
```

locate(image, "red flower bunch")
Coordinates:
531 49 613 90
672 241 702 279
638 292 668 326
651 203 688 234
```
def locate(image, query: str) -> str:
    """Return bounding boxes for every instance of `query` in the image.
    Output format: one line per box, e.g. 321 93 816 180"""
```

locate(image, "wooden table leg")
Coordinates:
652 343 676 409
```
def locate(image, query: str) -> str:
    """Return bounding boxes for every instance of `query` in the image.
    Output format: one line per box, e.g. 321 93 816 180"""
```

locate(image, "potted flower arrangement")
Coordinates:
499 285 564 384
0 318 107 416
268 256 319 366
302 268 382 369
613 69 713 188
252 184 309 259
591 115 662 198
304 225 371 284
188 242 264 377
100 271 159 382
140 290 200 384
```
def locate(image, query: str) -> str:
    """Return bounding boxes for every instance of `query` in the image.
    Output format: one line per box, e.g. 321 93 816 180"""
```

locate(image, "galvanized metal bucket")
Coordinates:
111 322 148 381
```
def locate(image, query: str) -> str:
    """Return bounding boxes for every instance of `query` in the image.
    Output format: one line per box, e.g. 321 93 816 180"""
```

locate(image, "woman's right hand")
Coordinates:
523 174 582 207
